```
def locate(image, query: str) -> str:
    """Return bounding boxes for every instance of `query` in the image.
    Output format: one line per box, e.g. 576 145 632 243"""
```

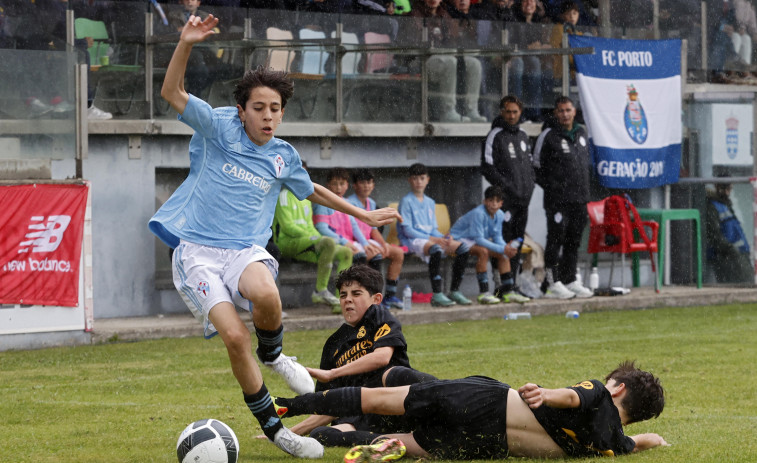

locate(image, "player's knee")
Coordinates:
221 325 252 353
428 244 443 257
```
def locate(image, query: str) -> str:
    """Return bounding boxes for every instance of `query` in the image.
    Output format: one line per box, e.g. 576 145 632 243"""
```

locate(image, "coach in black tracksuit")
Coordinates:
480 95 535 287
533 96 591 294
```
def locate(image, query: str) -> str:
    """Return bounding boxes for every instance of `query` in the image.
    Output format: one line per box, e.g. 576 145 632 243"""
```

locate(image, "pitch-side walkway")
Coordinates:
91 286 757 344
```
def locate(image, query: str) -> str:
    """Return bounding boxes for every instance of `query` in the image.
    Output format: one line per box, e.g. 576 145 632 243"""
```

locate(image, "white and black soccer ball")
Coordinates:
176 419 239 463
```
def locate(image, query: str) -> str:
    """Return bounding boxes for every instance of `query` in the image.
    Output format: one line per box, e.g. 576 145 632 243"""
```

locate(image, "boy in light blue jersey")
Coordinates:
449 186 530 304
397 163 471 307
149 14 400 459
347 169 406 309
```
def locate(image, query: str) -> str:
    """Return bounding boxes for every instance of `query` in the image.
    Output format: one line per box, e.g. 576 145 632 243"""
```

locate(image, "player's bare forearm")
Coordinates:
518 384 580 409
309 184 401 227
161 14 218 113
307 347 394 383
289 414 335 436
631 433 669 452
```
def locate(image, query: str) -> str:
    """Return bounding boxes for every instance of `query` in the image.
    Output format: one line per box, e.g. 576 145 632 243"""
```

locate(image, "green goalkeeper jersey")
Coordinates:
272 189 320 246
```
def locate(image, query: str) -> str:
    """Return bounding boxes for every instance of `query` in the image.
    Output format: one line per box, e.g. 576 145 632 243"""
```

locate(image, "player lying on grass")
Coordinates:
151 13 401 459
274 361 668 460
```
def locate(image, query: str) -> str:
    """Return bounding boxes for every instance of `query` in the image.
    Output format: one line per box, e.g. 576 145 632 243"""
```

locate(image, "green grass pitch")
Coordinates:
2 303 756 462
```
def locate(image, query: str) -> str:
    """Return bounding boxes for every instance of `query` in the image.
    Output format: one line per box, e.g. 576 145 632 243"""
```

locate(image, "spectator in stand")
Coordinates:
509 0 553 122
549 0 582 84
165 0 240 97
397 0 485 122
706 0 742 82
705 179 753 284
731 0 757 68
542 0 593 25
347 169 406 310
446 0 488 121
532 96 593 300
471 0 516 21
480 95 534 297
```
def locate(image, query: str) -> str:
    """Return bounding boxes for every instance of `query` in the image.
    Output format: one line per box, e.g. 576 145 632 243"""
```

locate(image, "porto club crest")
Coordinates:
623 84 648 144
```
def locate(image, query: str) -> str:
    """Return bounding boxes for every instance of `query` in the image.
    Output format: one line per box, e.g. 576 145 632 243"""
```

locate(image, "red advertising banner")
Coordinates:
0 184 89 307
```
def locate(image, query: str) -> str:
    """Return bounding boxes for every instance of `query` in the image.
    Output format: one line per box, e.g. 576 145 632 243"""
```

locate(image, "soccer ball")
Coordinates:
176 419 239 463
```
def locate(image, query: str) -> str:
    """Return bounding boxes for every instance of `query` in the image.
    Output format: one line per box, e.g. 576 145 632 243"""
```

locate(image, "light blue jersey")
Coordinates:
149 95 314 250
449 204 506 254
397 192 443 246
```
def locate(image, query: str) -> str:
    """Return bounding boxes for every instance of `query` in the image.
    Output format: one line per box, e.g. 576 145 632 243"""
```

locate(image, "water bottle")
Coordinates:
566 310 580 319
402 285 412 311
589 267 599 290
508 237 523 250
505 312 532 320
575 267 583 286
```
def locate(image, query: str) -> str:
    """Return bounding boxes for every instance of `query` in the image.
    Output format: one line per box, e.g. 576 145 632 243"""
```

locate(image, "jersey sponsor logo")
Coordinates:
273 154 285 178
222 163 272 193
196 281 210 298
357 326 366 338
561 139 570 153
508 142 516 158
374 323 391 341
335 340 373 367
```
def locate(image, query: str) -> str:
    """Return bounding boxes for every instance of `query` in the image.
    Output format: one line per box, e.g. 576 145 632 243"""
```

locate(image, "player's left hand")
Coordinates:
363 207 402 227
518 383 544 408
306 367 334 383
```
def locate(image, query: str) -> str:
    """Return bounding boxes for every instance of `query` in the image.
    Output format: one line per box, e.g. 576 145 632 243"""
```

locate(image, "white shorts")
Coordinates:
353 239 381 255
172 240 278 338
405 238 448 264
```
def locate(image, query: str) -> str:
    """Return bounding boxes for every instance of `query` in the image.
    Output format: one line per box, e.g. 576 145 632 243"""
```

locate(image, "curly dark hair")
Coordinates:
233 65 294 109
335 265 384 296
605 360 665 424
500 94 524 111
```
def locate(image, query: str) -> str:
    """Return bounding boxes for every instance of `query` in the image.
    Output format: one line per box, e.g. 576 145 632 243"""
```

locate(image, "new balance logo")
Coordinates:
17 215 71 253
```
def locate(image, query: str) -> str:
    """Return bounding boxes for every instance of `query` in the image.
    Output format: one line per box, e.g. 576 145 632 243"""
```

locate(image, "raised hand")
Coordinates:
180 14 219 45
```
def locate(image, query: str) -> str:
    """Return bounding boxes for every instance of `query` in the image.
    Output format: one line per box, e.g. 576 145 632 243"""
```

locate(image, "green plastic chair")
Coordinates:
74 18 110 65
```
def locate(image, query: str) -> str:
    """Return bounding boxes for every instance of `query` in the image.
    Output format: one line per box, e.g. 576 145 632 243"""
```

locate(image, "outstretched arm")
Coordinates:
308 183 401 227
306 347 394 384
518 383 581 409
630 433 669 452
161 14 219 114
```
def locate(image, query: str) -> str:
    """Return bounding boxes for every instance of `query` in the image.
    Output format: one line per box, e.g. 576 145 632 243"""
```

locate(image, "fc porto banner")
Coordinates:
0 184 88 306
569 35 682 189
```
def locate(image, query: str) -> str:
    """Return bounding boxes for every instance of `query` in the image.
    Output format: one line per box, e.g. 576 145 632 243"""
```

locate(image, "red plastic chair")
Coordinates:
587 195 659 291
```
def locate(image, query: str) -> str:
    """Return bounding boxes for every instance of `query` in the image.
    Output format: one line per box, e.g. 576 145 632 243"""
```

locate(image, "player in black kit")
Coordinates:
287 265 434 444
275 361 667 460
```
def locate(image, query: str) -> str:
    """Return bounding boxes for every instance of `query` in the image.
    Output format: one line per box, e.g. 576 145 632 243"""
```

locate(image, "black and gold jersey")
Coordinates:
316 305 409 391
531 379 636 457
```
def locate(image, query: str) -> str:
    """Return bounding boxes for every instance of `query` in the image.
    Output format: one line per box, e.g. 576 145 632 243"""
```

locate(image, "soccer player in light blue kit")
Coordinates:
449 186 530 304
398 163 471 307
149 14 400 459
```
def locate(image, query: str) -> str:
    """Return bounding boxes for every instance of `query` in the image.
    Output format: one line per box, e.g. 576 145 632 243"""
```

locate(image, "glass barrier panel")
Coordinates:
0 48 76 159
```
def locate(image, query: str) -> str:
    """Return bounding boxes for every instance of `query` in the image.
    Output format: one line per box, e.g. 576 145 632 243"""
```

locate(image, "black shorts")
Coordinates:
405 376 510 460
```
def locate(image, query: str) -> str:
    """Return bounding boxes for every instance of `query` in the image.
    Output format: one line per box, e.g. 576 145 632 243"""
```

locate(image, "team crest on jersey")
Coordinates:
508 142 516 158
374 323 391 341
272 154 285 178
554 212 563 224
196 281 210 298
579 136 586 147
624 84 648 144
503 210 512 222
520 140 527 152
357 326 366 338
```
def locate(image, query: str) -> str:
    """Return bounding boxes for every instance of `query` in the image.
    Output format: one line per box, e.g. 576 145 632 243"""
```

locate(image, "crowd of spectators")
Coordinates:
2 0 756 120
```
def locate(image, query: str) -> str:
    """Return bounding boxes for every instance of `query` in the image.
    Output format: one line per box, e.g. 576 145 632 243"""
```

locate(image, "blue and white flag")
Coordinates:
569 36 682 189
